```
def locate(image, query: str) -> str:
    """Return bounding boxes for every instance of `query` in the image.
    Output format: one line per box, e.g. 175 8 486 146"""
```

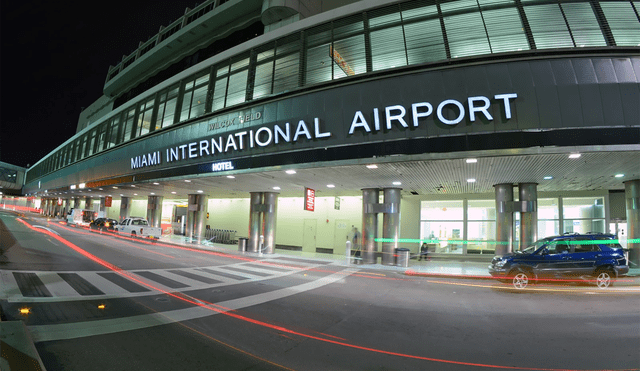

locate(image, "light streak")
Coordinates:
17 217 638 370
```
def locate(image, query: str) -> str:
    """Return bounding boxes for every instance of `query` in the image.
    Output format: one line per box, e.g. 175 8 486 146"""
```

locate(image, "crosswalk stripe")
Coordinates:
196 268 249 281
13 272 52 297
97 272 150 293
242 263 293 273
79 272 131 296
134 271 189 289
216 266 271 277
167 270 222 285
57 273 104 296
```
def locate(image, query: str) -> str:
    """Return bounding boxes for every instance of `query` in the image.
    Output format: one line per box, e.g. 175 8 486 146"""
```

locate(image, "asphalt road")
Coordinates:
1 211 639 371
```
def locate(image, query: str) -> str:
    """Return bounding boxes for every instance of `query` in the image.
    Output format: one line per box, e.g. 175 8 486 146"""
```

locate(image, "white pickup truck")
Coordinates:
115 217 162 240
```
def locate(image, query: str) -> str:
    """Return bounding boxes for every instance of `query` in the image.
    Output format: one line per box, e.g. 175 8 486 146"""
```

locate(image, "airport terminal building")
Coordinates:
3 0 639 264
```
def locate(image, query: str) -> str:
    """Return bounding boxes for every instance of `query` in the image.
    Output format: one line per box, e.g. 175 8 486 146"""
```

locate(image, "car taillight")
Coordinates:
105 222 110 227
140 228 144 234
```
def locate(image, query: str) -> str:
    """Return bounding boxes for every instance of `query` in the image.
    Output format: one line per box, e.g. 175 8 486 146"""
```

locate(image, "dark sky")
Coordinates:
1 0 198 168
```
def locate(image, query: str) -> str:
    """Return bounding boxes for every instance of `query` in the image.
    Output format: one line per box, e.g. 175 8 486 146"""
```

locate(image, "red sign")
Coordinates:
105 196 112 207
57 198 63 206
304 188 315 212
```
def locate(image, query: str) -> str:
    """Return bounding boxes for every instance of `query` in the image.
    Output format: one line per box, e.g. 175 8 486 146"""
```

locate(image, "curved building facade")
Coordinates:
16 0 640 264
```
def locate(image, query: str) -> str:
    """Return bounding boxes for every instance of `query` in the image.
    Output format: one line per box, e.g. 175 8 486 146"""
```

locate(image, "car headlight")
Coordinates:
495 260 507 268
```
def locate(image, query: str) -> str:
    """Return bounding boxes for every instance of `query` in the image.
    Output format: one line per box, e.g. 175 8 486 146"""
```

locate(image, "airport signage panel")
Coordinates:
304 188 315 211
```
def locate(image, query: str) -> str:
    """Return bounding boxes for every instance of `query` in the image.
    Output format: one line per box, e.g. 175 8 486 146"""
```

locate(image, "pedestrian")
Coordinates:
418 242 429 261
353 228 361 263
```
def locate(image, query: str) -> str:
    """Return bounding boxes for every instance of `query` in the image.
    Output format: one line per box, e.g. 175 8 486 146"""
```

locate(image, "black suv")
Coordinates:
489 233 628 289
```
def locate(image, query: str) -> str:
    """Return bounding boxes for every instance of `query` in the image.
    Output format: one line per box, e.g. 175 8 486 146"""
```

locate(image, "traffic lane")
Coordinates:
188 271 639 370
35 319 291 371
0 213 105 272
43 219 247 271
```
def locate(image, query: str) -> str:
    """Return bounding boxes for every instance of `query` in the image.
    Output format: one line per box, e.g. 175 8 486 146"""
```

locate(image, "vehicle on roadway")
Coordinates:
67 208 102 227
89 217 119 232
488 233 629 289
115 217 162 240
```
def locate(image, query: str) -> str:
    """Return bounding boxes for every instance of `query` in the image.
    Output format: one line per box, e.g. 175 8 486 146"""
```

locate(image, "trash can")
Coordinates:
238 237 248 252
395 248 410 267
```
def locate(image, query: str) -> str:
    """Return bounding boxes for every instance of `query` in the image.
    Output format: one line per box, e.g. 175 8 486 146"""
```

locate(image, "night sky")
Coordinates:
1 0 199 168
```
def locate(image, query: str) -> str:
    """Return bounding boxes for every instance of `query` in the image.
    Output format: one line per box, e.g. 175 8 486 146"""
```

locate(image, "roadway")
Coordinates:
1 210 638 371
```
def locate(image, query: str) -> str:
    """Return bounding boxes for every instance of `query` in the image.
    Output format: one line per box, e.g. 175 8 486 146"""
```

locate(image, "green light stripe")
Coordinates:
373 238 640 245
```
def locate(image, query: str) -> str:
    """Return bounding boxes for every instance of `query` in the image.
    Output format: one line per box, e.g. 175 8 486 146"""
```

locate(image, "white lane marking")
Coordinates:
33 225 60 235
36 272 80 297
27 267 359 342
0 270 21 301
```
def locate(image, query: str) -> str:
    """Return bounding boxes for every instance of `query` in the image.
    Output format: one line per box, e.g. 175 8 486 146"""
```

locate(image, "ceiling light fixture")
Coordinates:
467 178 476 183
543 176 553 180
273 187 281 190
615 174 624 178
568 153 581 159
466 158 477 163
171 192 177 194
184 180 191 183
153 182 160 185
286 170 297 174
227 175 235 179
393 181 401 185
366 164 378 169
327 184 335 188
197 190 203 193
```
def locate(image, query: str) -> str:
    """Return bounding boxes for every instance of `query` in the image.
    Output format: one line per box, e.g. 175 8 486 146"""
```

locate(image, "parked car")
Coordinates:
89 217 119 232
115 217 162 239
489 233 628 289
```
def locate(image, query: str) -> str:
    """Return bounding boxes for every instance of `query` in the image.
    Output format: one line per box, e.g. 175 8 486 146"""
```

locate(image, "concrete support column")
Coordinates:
146 196 164 229
625 179 640 267
262 192 279 254
46 199 53 216
73 198 80 209
185 194 207 243
62 199 70 217
85 197 92 211
382 188 402 266
495 184 514 255
519 183 538 251
248 192 263 253
120 197 132 221
99 197 107 214
362 188 379 264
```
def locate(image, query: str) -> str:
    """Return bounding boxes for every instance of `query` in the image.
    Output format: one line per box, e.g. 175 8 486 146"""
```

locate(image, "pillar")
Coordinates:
120 197 132 221
99 197 107 216
382 188 402 266
85 197 92 211
146 195 164 229
625 179 640 267
262 192 279 254
495 184 514 255
248 192 263 253
185 194 207 243
73 197 80 209
362 188 379 264
519 183 538 251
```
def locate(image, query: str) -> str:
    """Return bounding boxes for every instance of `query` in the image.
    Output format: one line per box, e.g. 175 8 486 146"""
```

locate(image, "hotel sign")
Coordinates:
304 188 315 212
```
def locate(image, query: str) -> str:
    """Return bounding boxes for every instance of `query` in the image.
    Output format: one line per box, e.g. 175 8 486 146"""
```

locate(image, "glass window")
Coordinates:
86 129 97 156
253 61 274 99
600 2 640 46
442 3 492 58
212 76 228 110
96 123 107 153
538 198 559 238
273 53 299 94
226 70 248 107
563 197 605 219
524 4 574 49
371 25 407 71
421 200 465 254
136 98 154 137
479 1 530 53
122 108 136 142
421 200 464 220
561 3 606 47
332 34 366 79
106 116 121 148
467 200 496 254
155 85 179 129
403 18 446 65
305 24 333 86
179 73 209 122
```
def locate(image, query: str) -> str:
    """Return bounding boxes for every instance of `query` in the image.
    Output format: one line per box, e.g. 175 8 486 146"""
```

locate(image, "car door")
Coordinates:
570 236 600 275
535 239 573 278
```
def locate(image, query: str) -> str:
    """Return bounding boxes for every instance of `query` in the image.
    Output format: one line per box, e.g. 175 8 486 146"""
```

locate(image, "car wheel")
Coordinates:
511 269 531 289
595 269 613 289
131 231 137 238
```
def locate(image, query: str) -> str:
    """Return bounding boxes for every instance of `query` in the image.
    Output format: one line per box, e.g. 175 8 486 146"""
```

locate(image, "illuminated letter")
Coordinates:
199 140 210 157
314 118 331 138
437 99 465 125
468 96 493 122
494 93 517 119
169 147 179 162
411 102 433 127
274 123 290 144
131 156 140 169
255 127 273 147
385 105 408 129
293 120 312 141
140 155 148 167
178 144 188 159
188 142 197 158
373 108 381 131
225 134 238 152
211 137 223 154
235 131 247 150
349 111 371 134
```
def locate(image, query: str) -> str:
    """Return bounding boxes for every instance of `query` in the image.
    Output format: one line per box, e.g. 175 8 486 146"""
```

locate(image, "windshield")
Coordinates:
518 238 551 254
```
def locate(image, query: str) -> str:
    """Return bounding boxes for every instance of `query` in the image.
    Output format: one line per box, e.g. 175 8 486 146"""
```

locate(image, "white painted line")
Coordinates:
0 270 21 301
36 272 80 298
27 267 359 342
80 272 131 296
